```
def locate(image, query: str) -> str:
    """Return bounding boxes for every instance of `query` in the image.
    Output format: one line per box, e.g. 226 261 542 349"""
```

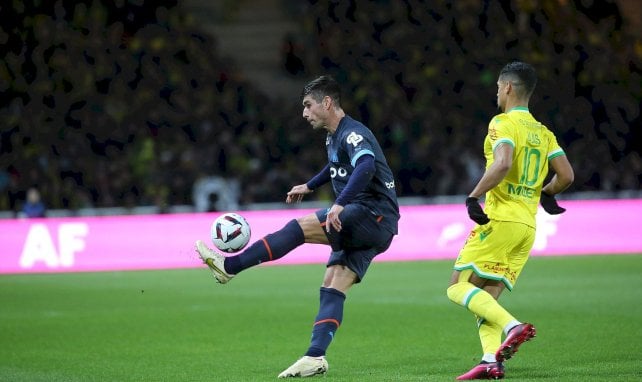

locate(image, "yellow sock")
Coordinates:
447 282 516 331
477 316 502 361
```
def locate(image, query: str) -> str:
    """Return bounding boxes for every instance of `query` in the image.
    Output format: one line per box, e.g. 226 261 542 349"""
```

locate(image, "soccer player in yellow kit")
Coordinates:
447 61 574 380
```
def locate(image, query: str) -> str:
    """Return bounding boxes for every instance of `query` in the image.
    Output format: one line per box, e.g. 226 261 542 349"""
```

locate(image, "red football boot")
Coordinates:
496 323 536 362
456 362 505 380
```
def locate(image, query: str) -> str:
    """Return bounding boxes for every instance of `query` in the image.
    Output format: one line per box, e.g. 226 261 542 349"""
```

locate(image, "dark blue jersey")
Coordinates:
326 116 400 234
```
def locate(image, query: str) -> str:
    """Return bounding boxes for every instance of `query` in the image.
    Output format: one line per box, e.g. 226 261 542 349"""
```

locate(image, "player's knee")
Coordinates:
446 282 475 306
295 213 315 229
296 214 327 244
446 283 459 303
325 265 356 292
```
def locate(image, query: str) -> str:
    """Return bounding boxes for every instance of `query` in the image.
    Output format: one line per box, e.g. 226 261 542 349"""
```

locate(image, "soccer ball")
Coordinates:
210 213 251 253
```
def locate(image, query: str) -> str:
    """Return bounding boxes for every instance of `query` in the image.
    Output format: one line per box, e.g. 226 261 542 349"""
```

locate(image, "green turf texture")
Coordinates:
1 255 641 381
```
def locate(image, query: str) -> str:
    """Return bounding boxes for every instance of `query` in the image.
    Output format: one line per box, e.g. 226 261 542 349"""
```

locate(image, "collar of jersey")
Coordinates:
333 115 348 135
507 106 529 113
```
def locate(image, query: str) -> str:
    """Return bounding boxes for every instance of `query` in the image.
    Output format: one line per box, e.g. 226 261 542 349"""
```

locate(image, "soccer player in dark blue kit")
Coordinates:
195 75 400 378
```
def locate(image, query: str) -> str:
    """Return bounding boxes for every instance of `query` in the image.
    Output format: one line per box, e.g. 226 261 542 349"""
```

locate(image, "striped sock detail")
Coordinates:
314 318 340 328
261 238 273 261
463 287 482 307
305 288 345 357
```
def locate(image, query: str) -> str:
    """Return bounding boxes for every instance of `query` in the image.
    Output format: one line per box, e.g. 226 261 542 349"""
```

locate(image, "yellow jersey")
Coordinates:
483 107 565 228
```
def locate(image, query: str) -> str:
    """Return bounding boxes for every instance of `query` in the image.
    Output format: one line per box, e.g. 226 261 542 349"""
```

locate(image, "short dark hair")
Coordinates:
499 61 537 98
301 75 341 105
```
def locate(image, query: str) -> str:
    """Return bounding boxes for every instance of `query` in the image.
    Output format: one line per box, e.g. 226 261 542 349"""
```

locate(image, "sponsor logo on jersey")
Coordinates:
479 227 492 241
527 132 541 146
481 262 507 273
489 121 499 141
507 183 536 198
330 167 348 178
346 131 364 147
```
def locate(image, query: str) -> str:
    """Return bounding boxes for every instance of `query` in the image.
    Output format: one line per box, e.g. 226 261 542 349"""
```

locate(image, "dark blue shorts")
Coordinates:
315 204 394 282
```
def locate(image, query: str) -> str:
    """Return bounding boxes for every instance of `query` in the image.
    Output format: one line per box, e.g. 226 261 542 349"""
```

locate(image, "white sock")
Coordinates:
503 320 522 336
482 353 497 363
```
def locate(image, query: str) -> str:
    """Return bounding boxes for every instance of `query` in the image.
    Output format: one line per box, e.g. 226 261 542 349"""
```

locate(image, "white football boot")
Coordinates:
195 240 234 284
277 356 328 378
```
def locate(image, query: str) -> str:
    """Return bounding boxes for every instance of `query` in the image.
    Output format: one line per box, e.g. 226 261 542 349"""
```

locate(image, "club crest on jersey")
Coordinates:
489 126 498 141
346 131 364 147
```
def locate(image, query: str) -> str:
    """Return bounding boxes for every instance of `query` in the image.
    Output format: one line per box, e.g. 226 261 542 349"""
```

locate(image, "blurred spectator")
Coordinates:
20 187 46 218
0 0 639 215
281 32 306 77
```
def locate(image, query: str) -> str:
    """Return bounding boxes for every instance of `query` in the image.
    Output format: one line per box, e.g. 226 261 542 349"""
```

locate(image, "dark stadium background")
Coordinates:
1 0 640 217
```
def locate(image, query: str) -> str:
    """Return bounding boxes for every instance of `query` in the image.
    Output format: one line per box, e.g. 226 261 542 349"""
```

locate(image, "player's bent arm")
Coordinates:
306 163 332 190
468 143 513 198
542 155 574 195
287 164 332 203
334 155 375 206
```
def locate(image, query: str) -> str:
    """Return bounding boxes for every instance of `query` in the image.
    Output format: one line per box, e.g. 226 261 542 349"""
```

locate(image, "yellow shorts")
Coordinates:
454 220 535 291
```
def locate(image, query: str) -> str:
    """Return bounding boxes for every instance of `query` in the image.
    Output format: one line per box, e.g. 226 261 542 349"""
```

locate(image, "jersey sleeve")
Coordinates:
341 128 376 167
545 130 565 160
489 115 516 151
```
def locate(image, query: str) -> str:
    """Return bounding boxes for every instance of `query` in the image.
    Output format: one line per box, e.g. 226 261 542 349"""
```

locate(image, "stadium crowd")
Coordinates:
1 0 640 215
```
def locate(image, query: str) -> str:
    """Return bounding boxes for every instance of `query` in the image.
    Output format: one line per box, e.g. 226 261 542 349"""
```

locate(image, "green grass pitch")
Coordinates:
1 255 641 381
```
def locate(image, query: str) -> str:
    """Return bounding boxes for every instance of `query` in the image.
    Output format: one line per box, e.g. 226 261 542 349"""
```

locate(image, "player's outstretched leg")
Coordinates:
456 362 504 380
277 356 328 378
495 323 536 362
195 240 234 284
195 219 305 284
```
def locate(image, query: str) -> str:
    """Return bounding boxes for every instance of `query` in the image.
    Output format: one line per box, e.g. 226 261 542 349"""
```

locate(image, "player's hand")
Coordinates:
465 197 490 225
286 184 312 204
326 204 344 233
540 191 566 214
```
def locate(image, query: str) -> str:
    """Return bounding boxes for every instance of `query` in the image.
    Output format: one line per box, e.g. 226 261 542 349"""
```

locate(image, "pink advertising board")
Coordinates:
1 199 640 274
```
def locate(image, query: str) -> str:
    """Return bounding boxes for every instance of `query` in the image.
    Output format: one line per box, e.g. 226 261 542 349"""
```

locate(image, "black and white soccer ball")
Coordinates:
210 213 251 253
